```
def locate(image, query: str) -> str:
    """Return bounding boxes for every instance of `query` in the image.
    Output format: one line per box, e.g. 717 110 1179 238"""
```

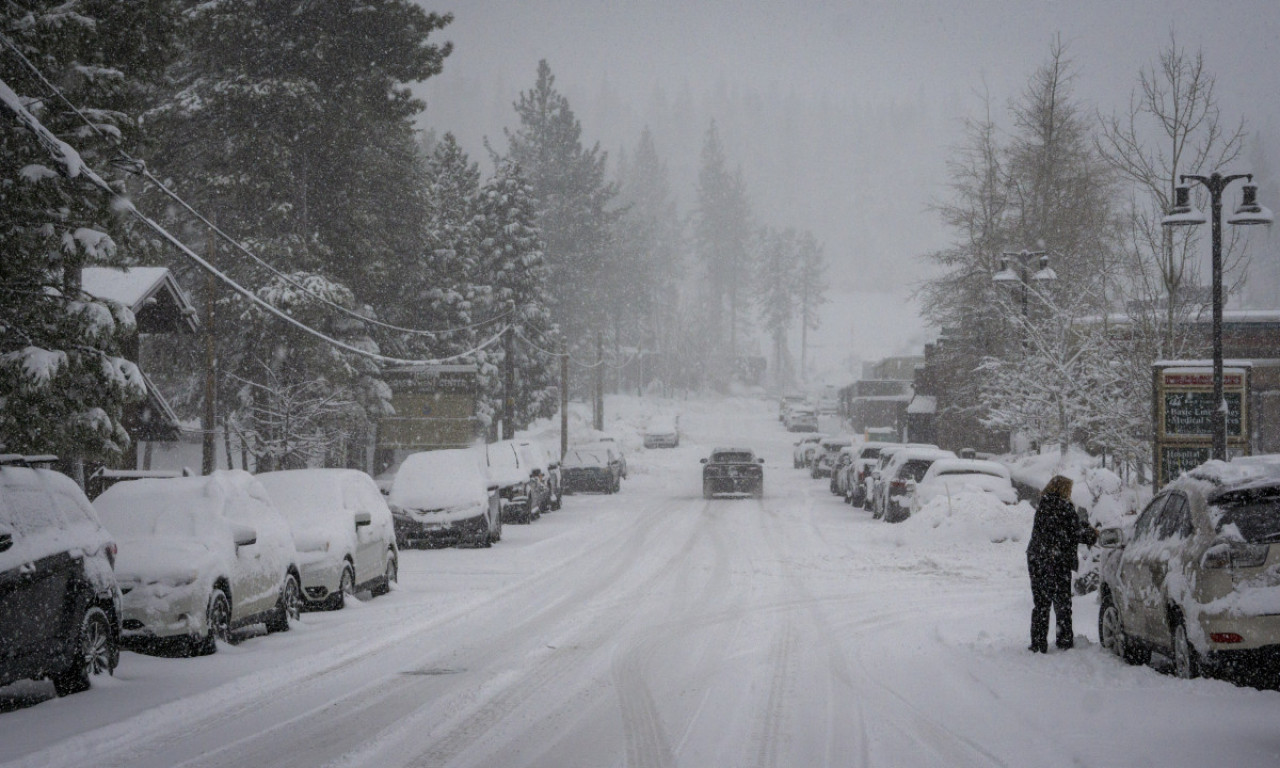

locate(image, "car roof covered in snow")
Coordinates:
923 459 1011 481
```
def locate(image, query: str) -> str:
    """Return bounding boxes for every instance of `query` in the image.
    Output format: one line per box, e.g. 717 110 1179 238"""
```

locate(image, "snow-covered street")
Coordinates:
3 396 1279 768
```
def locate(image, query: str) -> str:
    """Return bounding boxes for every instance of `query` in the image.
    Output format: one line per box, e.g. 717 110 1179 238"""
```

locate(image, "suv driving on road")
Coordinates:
1097 460 1280 680
1 456 121 695
702 448 764 499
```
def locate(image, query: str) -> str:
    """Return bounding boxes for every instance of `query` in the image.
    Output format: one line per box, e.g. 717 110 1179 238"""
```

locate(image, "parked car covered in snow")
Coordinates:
830 446 857 496
1097 461 1280 680
479 440 544 524
257 469 398 608
785 405 819 432
517 439 559 514
643 414 680 448
792 434 825 469
702 448 764 499
388 450 500 547
0 456 121 695
562 446 622 494
810 436 853 479
844 442 893 507
908 459 1017 514
92 471 301 655
874 446 956 522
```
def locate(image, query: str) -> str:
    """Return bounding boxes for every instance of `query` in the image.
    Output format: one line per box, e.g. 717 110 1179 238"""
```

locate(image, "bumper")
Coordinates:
563 471 615 492
703 475 763 496
119 583 206 640
394 511 489 546
298 554 345 603
1199 612 1280 655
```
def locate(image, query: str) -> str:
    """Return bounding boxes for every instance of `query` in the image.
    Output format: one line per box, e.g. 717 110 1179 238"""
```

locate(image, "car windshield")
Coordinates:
487 444 520 471
1214 487 1280 543
711 452 754 463
859 447 881 459
897 459 936 482
934 468 1002 479
565 450 605 467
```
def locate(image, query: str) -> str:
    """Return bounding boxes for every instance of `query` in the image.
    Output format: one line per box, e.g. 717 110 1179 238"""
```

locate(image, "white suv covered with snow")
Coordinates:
1097 460 1280 680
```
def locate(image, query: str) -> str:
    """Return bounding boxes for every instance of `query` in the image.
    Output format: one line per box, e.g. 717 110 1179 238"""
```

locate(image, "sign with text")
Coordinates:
1152 363 1251 488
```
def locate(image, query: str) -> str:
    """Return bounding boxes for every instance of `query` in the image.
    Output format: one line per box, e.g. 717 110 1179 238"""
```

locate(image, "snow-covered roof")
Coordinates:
907 395 937 414
81 266 198 334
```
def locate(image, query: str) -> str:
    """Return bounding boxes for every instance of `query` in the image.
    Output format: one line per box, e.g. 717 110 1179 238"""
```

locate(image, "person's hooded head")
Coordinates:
1043 475 1073 500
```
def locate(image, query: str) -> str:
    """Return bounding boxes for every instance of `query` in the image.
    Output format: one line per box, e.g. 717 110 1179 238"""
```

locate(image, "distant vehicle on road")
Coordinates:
785 405 819 433
643 414 680 448
702 448 765 499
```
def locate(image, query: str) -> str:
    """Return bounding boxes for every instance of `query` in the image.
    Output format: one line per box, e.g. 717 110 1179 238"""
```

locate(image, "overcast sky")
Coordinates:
414 0 1280 368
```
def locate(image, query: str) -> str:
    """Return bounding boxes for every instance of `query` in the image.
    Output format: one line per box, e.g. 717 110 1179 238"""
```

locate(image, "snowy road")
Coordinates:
3 397 1280 767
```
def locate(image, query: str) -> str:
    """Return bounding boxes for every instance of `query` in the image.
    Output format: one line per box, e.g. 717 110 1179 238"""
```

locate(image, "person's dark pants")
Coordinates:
1029 563 1073 651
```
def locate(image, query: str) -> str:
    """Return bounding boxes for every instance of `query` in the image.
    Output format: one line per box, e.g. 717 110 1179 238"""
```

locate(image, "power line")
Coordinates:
0 74 507 367
0 31 510 338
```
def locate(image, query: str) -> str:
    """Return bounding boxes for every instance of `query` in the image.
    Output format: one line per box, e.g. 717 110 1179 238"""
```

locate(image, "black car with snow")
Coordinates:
561 446 622 494
701 448 764 499
0 455 121 695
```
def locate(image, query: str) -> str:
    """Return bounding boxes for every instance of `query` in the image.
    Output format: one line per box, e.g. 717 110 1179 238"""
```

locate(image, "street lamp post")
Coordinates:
992 249 1057 351
1162 173 1273 461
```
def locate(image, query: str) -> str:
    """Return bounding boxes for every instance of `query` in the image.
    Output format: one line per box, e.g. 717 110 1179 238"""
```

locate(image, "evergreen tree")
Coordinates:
0 1 180 461
755 227 799 389
794 231 828 382
474 159 558 432
693 120 752 384
504 59 617 346
614 126 683 388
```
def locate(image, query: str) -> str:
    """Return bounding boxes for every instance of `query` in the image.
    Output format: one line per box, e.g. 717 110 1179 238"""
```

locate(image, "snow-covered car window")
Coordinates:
1213 487 1280 542
711 452 754 463
1 472 63 537
489 444 520 472
1154 495 1191 539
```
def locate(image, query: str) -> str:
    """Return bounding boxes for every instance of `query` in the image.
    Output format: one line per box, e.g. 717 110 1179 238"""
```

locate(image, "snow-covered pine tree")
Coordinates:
504 60 618 348
694 120 753 386
474 160 558 433
614 127 684 392
754 227 798 389
0 1 180 461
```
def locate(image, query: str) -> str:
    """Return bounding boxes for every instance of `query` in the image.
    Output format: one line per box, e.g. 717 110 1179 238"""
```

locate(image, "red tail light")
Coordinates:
106 541 117 569
1210 632 1244 644
890 479 907 492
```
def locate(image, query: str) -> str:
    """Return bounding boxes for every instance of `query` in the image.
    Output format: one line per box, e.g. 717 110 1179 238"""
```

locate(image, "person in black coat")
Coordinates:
1026 475 1098 652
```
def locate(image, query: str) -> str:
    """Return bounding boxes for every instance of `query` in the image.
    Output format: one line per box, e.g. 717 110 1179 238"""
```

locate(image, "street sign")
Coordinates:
1152 363 1250 487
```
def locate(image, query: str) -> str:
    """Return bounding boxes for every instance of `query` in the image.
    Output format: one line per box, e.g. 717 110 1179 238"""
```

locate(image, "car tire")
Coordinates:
195 588 233 656
1098 592 1133 663
371 554 396 597
51 605 115 696
266 573 301 633
325 565 355 611
1172 619 1199 679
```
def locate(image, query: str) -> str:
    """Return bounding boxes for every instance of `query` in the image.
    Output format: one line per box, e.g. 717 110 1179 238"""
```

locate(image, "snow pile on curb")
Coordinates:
899 492 1033 547
1002 447 1142 528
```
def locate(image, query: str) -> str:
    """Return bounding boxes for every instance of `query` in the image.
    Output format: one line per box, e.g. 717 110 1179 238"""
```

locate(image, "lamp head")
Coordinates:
1162 185 1207 227
1031 253 1057 282
1227 184 1274 226
991 255 1018 283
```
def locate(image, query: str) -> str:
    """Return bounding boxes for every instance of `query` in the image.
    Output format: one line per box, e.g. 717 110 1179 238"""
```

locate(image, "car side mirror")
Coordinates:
487 482 500 492
354 511 372 528
758 457 765 464
906 479 917 490
0 532 11 553
231 523 257 548
1097 528 1125 549
700 458 708 464
530 468 544 478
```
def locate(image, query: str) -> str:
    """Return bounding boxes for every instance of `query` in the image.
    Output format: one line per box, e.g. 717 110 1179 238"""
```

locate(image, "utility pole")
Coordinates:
503 326 516 440
560 348 569 460
594 331 604 432
202 223 217 475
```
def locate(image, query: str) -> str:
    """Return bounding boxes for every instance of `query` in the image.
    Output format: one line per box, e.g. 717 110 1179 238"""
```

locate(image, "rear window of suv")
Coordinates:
1214 487 1280 543
711 452 755 464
